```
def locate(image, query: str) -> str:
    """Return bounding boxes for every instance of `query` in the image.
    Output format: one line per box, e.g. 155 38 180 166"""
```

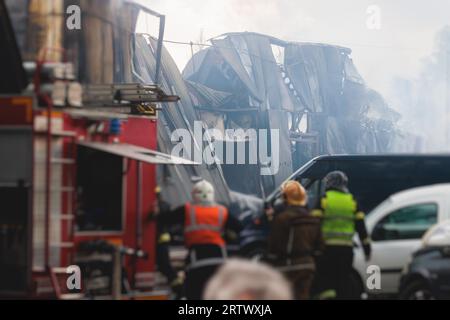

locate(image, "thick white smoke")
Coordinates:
388 26 450 152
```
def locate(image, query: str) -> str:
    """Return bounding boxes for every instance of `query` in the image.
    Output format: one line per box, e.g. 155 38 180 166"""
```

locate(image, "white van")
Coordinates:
353 184 450 295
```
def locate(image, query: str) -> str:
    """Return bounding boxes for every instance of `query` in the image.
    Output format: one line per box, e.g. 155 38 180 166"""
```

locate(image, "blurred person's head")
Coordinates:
281 180 307 206
203 259 292 300
324 171 349 193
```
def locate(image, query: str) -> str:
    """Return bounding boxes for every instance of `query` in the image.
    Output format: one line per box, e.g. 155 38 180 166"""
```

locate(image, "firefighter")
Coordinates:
158 179 241 300
313 171 371 299
267 180 324 299
148 186 183 298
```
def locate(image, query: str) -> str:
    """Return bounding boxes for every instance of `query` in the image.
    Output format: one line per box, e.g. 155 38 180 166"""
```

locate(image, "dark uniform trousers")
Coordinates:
315 245 355 299
184 244 226 300
284 269 315 300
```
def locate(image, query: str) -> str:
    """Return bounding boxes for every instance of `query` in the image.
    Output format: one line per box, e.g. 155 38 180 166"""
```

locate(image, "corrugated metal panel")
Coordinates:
132 34 231 206
266 109 293 189
185 80 231 108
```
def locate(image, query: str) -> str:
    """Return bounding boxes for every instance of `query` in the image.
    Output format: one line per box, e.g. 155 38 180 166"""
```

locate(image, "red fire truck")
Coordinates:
0 80 196 299
0 0 194 298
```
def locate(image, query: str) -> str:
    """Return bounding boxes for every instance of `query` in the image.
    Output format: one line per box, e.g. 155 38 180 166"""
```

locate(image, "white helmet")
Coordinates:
192 180 215 204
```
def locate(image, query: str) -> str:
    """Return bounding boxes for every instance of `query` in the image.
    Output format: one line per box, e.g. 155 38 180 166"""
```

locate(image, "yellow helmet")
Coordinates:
155 186 161 194
281 180 307 206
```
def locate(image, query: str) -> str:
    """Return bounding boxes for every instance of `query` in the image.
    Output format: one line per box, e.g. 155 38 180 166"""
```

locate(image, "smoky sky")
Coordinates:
138 0 449 98
136 0 450 151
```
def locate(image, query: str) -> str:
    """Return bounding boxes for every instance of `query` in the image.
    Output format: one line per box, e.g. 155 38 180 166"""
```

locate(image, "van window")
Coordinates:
289 156 450 214
372 203 438 241
335 159 416 213
301 178 323 209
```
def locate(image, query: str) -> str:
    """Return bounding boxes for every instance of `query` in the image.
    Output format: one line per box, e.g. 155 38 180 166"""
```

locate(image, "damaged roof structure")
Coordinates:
183 32 414 196
132 33 232 206
5 0 415 204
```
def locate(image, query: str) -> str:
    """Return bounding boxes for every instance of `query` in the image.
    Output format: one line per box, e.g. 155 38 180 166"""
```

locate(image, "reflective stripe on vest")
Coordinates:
184 203 227 247
186 246 227 271
322 191 357 246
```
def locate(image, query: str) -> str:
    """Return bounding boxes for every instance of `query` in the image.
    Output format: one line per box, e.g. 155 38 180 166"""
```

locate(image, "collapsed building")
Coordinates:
0 0 422 298
5 2 411 202
183 32 410 196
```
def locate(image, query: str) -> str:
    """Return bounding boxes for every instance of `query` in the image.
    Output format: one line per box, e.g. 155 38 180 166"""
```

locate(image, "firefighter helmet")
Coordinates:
324 171 349 193
281 180 307 206
192 180 215 204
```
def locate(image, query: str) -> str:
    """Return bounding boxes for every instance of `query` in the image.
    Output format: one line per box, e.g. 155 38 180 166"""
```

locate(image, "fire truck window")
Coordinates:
76 146 123 232
0 186 30 292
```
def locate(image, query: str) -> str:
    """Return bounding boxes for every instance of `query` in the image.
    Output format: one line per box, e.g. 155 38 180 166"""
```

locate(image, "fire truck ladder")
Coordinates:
48 129 77 255
82 83 180 115
34 110 78 295
33 101 79 299
32 48 80 299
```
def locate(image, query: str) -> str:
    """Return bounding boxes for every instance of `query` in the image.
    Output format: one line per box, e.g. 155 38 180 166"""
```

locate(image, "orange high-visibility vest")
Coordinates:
184 202 228 247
